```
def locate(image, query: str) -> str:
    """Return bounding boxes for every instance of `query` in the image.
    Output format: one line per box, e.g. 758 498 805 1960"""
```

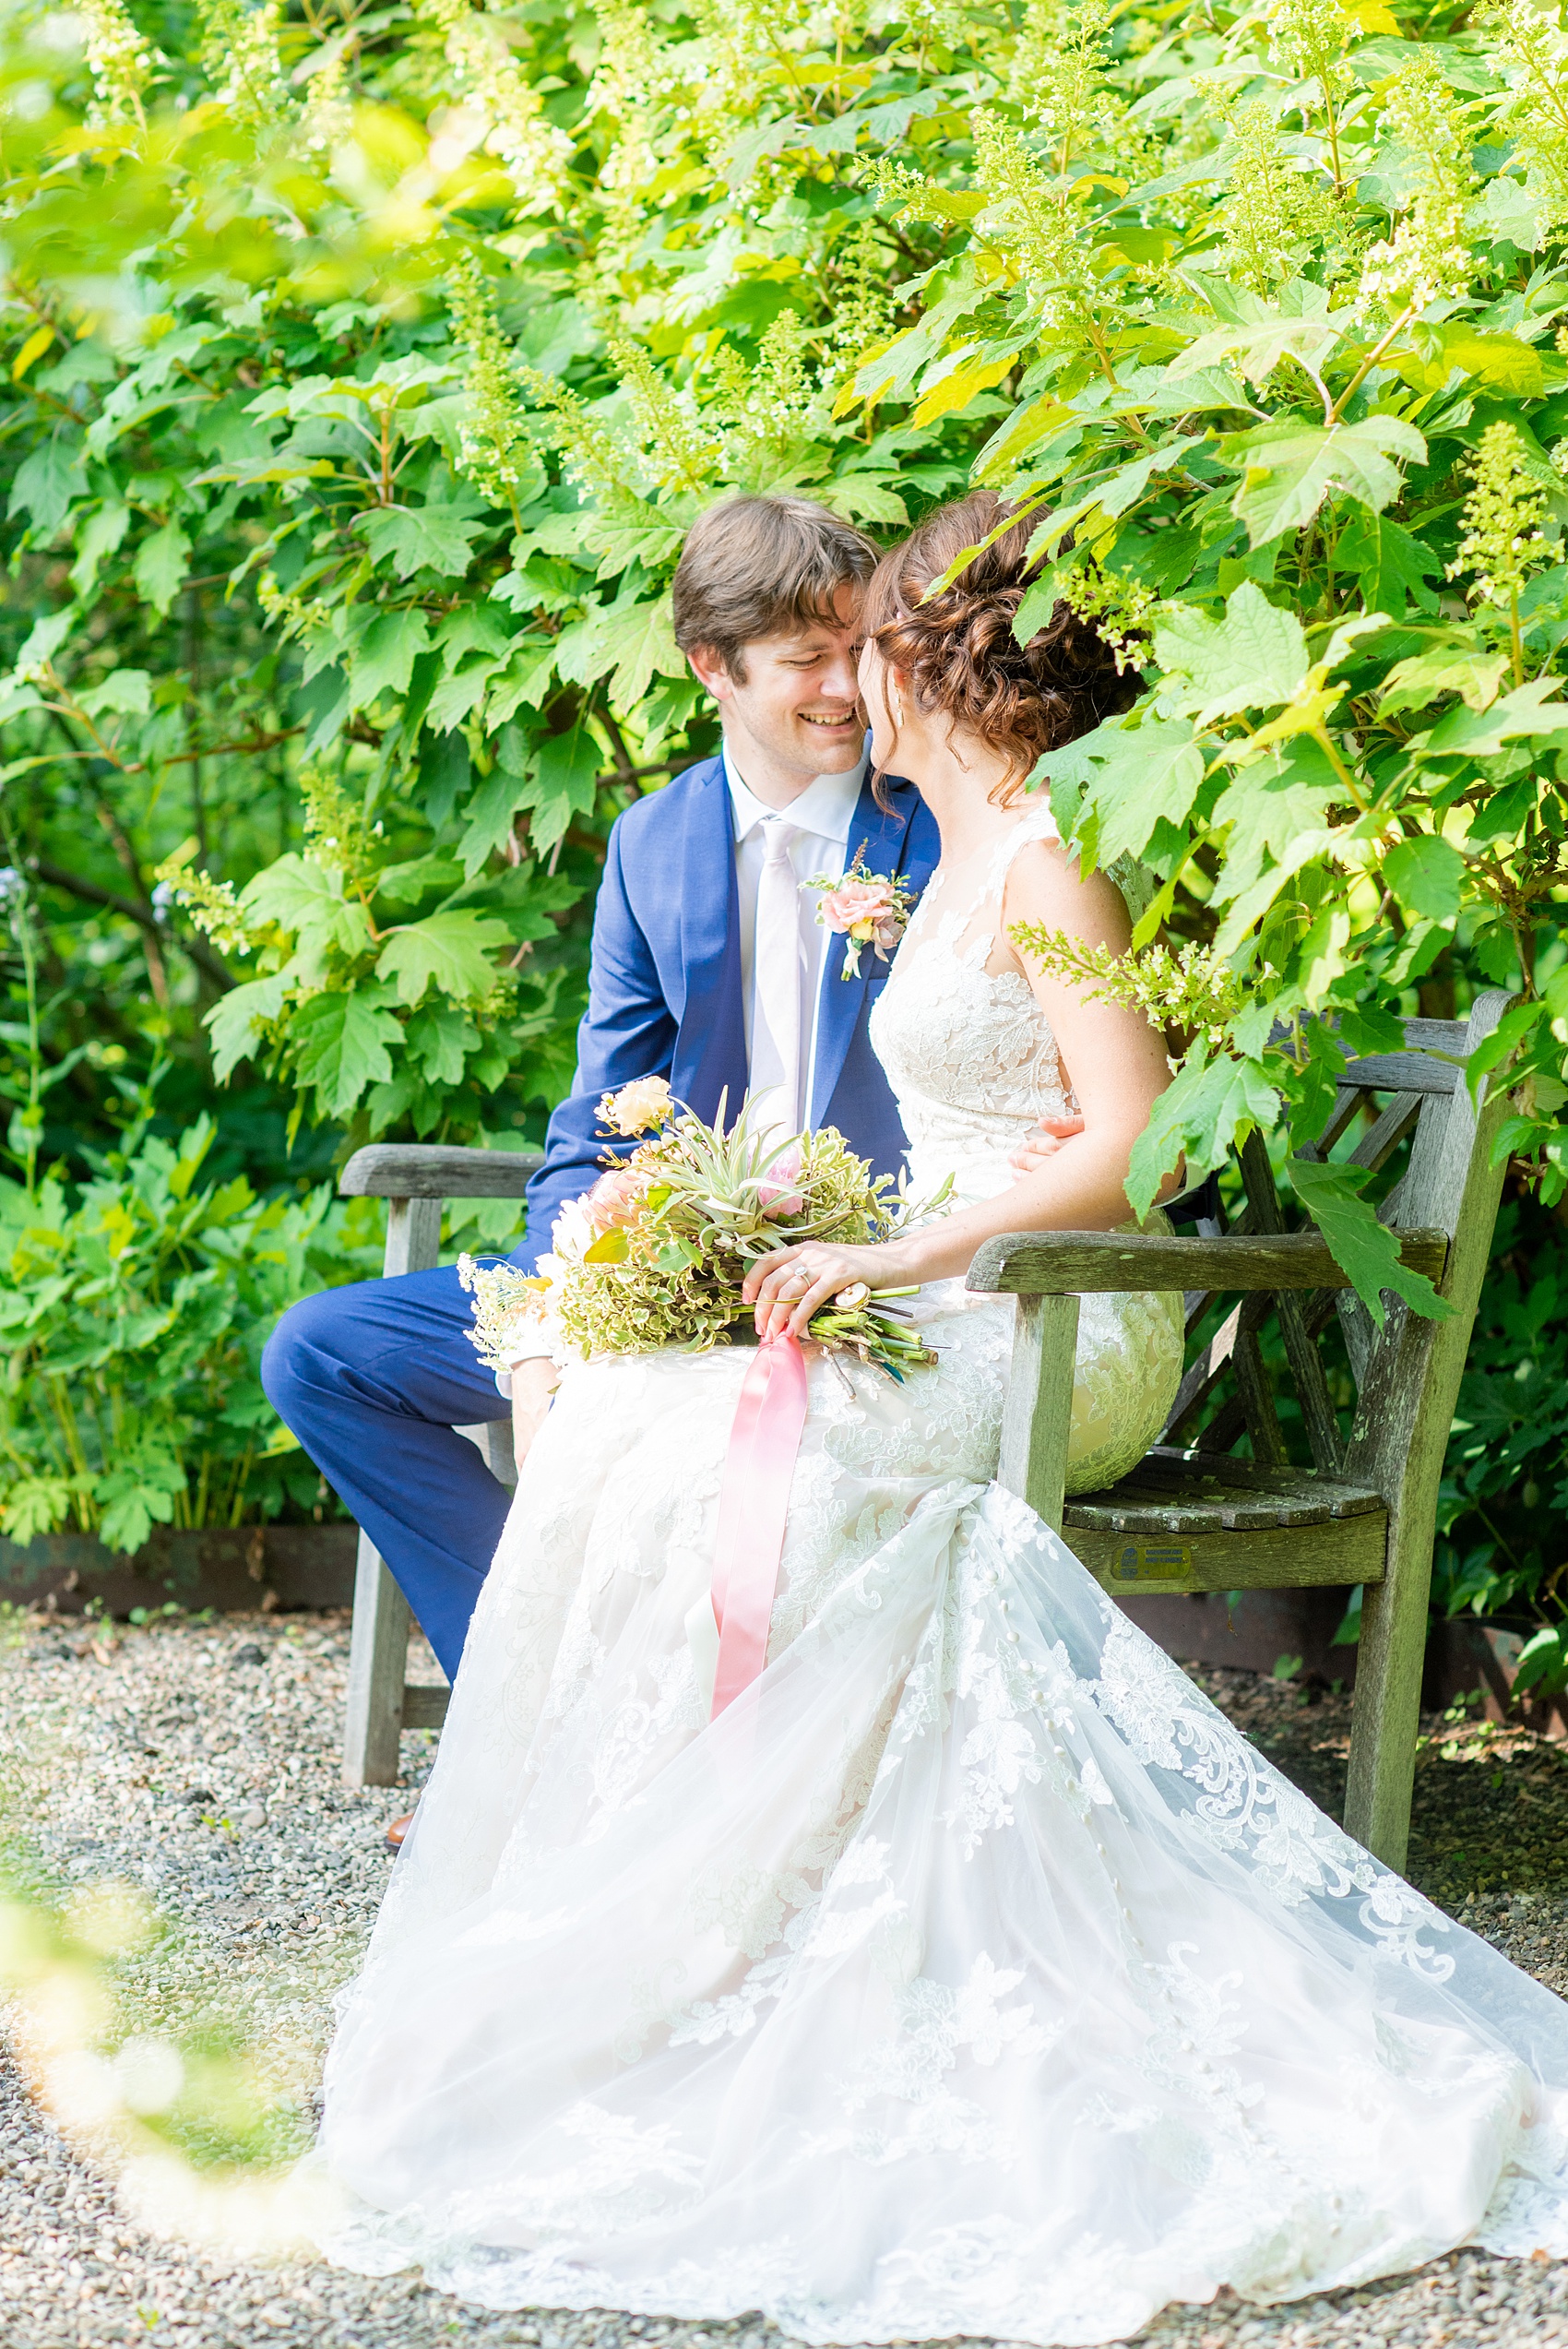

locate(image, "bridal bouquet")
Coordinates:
460 1077 944 1380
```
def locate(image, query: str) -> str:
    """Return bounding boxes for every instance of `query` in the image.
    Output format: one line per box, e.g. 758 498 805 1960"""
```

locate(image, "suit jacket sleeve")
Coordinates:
510 815 676 1273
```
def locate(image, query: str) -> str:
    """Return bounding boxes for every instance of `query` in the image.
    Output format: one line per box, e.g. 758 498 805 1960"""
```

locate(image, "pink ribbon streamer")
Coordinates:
708 1330 809 1719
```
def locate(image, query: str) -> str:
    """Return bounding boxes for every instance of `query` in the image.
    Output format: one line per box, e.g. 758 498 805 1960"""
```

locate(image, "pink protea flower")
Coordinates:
583 1165 647 1231
756 1148 805 1219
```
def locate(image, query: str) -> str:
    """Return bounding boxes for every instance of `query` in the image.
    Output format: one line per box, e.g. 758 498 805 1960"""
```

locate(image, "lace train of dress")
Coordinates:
309 813 1568 2342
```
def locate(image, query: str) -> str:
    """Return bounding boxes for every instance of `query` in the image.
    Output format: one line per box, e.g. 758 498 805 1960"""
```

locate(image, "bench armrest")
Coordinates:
340 1144 544 1200
966 1226 1449 1297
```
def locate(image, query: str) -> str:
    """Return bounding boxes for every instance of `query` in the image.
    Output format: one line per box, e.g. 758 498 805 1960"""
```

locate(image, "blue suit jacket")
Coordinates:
513 756 940 1271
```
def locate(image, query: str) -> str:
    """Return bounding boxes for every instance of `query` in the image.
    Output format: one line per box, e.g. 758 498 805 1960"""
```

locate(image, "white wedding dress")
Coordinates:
311 813 1568 2344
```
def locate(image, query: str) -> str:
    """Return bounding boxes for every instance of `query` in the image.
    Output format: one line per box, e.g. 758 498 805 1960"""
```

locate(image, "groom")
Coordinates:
262 494 941 1687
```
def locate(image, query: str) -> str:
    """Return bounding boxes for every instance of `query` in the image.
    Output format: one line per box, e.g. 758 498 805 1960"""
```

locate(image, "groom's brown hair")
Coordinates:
672 495 877 681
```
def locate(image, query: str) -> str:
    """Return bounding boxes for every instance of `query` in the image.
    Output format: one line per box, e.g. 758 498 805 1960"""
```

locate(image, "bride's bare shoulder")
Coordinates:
999 831 1132 955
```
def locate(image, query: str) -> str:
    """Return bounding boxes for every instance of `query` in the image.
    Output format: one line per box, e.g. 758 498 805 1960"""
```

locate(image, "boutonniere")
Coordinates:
806 846 919 981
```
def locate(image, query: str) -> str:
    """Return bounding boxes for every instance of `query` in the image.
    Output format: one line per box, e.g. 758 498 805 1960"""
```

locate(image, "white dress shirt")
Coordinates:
725 749 863 1134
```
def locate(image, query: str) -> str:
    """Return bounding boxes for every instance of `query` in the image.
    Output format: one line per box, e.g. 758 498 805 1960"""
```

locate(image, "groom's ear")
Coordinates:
686 642 739 703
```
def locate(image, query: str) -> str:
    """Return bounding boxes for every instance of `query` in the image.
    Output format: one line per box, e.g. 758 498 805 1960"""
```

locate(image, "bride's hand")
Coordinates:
742 1242 897 1342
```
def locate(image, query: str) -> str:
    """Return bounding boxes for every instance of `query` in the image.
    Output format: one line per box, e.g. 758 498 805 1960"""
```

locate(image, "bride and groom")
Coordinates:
277 493 1568 2343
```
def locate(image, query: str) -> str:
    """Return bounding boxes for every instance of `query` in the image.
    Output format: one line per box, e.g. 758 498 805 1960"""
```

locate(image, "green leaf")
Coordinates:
608 592 683 707
515 727 603 853
1126 1053 1280 1218
1039 715 1205 868
1380 645 1510 715
425 660 494 735
96 1451 184 1553
375 909 512 1006
69 503 130 599
1383 833 1465 922
356 503 487 580
1420 676 1568 757
0 1473 75 1544
457 769 529 881
8 438 84 538
1287 1157 1450 1327
291 987 403 1115
583 1226 630 1263
1334 512 1442 619
373 854 465 907
350 608 432 710
487 642 558 726
405 999 479 1085
1221 417 1425 547
132 520 192 619
76 669 152 719
1210 743 1338 885
1154 582 1309 718
1514 1624 1568 1696
814 473 909 524
1396 325 1544 398
13 609 73 675
238 854 372 968
204 971 291 1082
1169 304 1351 388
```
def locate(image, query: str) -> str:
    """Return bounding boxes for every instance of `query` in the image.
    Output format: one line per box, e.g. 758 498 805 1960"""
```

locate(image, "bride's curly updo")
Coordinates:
861 490 1141 805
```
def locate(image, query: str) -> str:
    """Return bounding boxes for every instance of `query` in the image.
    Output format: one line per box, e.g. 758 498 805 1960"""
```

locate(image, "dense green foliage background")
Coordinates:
0 0 1563 1653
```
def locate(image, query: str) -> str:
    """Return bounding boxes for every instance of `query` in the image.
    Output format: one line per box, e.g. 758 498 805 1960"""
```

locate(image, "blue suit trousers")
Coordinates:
261 1267 512 1682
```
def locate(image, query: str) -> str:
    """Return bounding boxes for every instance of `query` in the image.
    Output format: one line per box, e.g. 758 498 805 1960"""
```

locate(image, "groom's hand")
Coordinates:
511 1356 561 1472
1009 1114 1085 1174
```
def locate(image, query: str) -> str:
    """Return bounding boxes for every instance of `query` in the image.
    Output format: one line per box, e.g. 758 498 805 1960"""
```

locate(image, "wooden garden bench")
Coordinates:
335 1143 540 1787
333 993 1511 1865
968 989 1515 1872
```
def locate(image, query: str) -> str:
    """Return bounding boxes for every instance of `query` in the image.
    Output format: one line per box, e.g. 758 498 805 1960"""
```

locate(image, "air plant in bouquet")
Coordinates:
460 1078 946 1379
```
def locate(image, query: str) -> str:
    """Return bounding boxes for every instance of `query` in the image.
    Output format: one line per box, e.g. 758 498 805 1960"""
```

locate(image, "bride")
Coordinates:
312 495 1568 2343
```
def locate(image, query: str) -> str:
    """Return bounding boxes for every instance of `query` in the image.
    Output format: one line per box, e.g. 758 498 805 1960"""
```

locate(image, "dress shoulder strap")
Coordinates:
996 797 1062 880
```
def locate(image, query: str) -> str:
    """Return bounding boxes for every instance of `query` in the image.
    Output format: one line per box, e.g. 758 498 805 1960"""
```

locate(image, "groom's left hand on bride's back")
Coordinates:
1008 1114 1085 1174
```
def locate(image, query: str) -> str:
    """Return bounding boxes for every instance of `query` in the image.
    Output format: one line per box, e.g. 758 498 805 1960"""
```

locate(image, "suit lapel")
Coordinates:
674 757 748 1125
809 773 920 1127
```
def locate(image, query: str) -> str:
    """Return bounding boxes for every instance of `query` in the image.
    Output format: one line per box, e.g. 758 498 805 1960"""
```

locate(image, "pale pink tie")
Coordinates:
753 819 802 1128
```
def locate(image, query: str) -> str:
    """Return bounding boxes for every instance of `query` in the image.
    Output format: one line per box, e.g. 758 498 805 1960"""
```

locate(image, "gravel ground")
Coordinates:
3 1609 1568 2349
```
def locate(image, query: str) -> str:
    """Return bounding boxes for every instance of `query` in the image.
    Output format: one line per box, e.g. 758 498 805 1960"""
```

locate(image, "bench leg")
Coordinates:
1344 1516 1431 1873
455 1418 518 1492
342 1530 411 1788
998 1294 1080 1534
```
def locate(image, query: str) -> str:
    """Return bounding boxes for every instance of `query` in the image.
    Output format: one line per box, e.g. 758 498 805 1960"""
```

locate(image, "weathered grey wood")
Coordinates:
967 1227 1448 1298
997 1294 1079 1533
341 1144 543 1199
457 1419 519 1490
1231 1327 1289 1464
1099 1446 1385 1515
1336 1051 1458 1095
340 1186 445 1787
381 1194 443 1278
1073 1511 1387 1591
1343 990 1513 1868
1239 1133 1343 1475
341 1532 412 1788
402 1685 451 1730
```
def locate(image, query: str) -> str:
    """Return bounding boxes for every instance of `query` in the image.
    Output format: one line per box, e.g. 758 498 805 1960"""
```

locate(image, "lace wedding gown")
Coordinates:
311 812 1568 2344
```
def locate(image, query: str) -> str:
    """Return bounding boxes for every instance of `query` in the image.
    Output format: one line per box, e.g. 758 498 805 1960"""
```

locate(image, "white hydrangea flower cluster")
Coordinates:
415 0 572 217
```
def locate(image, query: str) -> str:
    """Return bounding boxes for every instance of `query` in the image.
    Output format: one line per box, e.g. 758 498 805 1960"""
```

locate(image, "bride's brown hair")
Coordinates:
861 490 1141 806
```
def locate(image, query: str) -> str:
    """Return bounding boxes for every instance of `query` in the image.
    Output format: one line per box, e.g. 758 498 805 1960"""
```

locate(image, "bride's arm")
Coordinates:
744 839 1175 1339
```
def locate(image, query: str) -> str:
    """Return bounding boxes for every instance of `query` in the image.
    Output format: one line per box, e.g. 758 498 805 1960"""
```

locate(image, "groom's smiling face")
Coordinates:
687 585 864 800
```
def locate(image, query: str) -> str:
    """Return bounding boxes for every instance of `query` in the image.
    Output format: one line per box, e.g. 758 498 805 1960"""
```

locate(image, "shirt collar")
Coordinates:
723 744 864 847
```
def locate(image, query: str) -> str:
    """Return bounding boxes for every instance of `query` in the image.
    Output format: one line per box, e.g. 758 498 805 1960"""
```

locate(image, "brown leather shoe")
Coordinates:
384 1810 415 1853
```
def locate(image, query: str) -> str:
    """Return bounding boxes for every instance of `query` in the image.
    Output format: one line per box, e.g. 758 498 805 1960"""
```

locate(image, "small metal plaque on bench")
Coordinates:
1107 1541 1194 1584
